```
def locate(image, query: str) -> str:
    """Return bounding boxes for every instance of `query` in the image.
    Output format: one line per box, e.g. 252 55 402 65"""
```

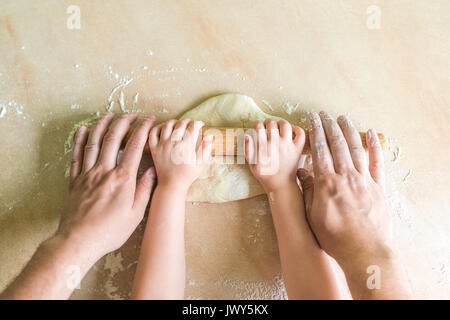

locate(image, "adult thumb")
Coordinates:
134 166 157 215
297 168 314 220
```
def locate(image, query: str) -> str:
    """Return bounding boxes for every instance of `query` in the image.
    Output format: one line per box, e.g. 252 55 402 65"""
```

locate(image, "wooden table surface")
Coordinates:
0 0 449 299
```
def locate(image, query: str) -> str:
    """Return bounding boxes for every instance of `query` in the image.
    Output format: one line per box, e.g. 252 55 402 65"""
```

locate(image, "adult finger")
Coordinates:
366 129 386 190
308 112 334 177
149 124 162 150
70 126 89 184
319 111 353 174
98 113 139 171
337 115 368 174
83 112 114 172
297 168 314 222
133 166 157 215
119 116 156 176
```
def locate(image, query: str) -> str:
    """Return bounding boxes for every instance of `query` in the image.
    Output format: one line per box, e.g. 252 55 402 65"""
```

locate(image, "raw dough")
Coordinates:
180 93 283 203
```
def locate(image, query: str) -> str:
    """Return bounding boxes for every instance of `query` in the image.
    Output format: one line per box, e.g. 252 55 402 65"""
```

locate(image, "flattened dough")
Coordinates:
180 93 283 203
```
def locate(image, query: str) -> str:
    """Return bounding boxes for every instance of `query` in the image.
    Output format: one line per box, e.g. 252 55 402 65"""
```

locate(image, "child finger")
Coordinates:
160 120 177 141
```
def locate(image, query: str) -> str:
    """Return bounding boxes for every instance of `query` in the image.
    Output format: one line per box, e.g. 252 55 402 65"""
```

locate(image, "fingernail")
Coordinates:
320 111 333 121
367 129 373 140
205 135 214 142
367 129 379 147
309 112 321 130
371 129 379 145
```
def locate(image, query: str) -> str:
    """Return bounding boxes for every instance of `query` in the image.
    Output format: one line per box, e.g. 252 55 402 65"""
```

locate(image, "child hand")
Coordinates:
149 119 213 193
58 113 157 258
244 119 305 192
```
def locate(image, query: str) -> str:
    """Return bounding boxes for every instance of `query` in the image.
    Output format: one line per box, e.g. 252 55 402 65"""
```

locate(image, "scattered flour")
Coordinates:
132 93 139 105
103 252 126 300
281 102 299 115
261 99 274 111
104 252 125 275
69 103 82 110
391 146 402 162
403 169 412 183
106 78 134 112
118 91 126 112
0 106 6 118
0 100 28 120
212 274 287 300
104 278 125 300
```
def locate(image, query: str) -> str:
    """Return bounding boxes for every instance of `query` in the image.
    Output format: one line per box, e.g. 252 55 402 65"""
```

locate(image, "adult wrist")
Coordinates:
338 242 397 276
51 229 105 266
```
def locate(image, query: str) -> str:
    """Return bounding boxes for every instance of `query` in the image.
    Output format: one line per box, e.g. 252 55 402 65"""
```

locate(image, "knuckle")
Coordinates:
194 120 204 127
96 117 109 126
330 134 344 144
371 161 383 170
150 126 160 135
349 144 363 153
126 137 142 151
84 142 97 152
70 158 79 167
115 167 130 180
103 132 118 144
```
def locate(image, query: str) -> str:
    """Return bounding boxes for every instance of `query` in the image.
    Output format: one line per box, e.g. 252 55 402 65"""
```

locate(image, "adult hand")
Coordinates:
58 112 157 258
297 112 392 264
297 112 412 299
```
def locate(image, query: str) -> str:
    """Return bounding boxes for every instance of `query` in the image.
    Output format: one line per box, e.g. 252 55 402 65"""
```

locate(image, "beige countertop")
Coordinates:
0 0 449 299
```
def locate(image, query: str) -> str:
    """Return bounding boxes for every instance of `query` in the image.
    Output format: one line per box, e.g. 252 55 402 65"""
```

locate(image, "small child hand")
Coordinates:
149 119 213 193
244 119 305 192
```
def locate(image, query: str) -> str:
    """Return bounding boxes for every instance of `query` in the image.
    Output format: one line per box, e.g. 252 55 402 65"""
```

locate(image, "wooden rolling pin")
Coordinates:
123 127 385 156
